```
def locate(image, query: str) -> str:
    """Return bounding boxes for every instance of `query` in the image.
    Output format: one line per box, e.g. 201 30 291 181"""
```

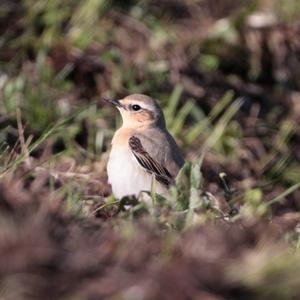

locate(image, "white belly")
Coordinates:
107 146 157 199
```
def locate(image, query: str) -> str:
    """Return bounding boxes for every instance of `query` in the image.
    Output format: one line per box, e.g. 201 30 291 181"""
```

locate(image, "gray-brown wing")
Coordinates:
128 136 174 187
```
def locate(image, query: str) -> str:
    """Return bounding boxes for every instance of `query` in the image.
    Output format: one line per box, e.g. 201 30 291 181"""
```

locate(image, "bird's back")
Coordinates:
134 127 184 178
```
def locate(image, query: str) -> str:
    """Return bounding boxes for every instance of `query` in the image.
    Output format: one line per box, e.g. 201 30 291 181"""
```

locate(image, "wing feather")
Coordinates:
128 136 173 187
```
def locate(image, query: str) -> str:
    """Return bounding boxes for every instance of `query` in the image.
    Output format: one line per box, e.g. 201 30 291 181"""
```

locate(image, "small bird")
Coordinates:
106 94 185 199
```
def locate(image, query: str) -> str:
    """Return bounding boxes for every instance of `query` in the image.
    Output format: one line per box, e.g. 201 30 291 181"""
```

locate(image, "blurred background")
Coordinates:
1 0 300 208
0 1 300 299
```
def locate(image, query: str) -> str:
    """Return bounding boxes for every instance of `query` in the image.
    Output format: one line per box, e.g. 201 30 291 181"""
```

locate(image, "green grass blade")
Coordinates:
165 84 183 126
186 90 234 143
200 97 244 155
170 100 195 136
267 182 300 206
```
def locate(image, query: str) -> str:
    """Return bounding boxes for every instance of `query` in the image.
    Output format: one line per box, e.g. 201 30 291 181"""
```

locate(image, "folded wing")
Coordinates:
128 136 174 187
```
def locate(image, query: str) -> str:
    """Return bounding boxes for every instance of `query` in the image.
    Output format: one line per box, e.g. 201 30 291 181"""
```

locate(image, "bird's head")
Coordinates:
105 94 166 129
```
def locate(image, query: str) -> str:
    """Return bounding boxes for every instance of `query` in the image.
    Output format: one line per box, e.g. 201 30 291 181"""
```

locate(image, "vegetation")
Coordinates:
0 0 300 299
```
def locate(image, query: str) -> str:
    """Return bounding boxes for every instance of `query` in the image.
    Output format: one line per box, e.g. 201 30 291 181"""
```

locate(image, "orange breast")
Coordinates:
112 128 134 147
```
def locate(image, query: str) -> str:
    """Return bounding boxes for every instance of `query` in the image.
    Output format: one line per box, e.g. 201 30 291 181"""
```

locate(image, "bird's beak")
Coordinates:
103 97 123 108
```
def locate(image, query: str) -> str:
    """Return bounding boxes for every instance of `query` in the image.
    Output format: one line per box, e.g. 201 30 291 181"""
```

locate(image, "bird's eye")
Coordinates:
132 104 141 111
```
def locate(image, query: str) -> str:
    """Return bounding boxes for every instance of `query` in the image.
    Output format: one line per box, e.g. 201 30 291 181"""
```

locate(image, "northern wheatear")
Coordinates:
106 94 185 199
